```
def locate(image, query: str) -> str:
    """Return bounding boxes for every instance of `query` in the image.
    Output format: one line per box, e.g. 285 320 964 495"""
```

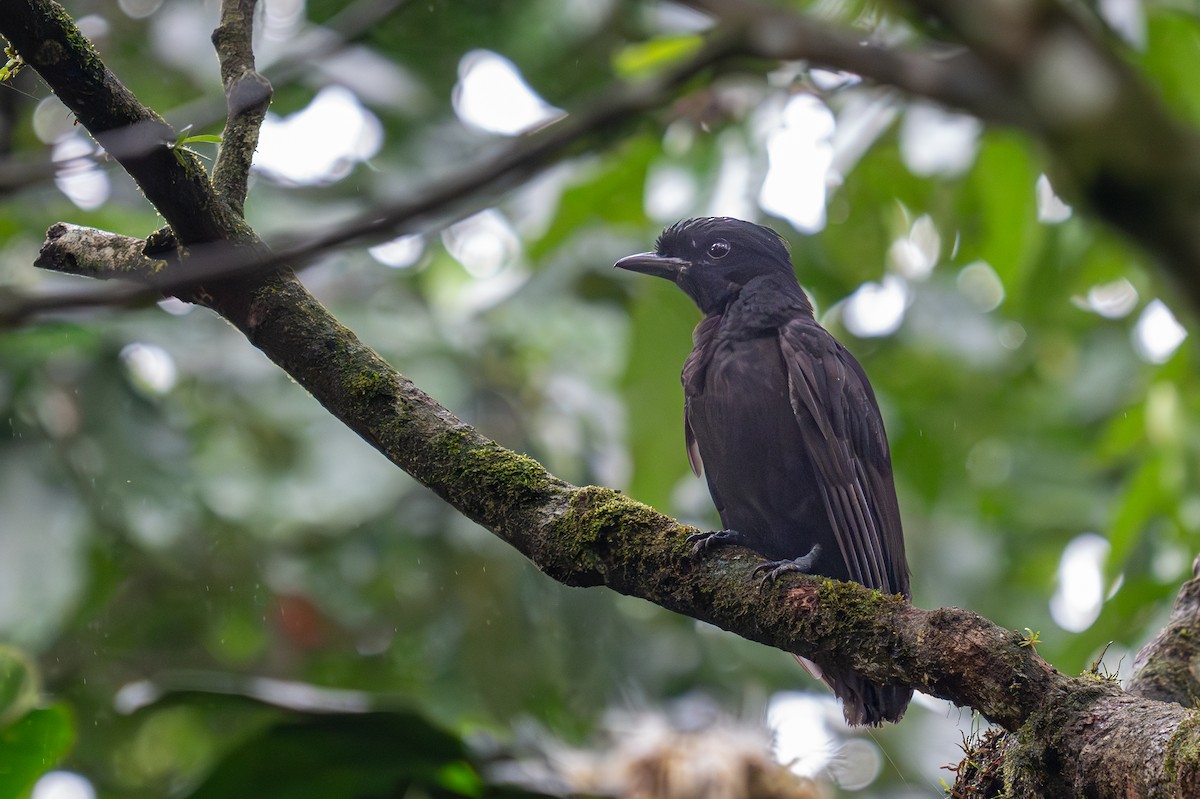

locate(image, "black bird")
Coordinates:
615 217 911 726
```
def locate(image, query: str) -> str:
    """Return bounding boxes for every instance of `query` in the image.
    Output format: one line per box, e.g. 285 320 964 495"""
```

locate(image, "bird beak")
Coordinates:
614 251 688 281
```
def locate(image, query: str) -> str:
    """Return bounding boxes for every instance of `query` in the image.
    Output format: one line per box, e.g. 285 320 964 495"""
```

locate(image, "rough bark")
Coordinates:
1128 555 1200 708
7 1 1200 796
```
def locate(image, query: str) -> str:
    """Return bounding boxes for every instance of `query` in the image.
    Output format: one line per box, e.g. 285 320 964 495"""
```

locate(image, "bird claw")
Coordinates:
686 529 743 558
753 544 822 588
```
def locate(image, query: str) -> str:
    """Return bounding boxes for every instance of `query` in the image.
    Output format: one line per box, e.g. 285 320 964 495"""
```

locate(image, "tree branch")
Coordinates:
211 0 272 215
2 0 244 246
1128 555 1200 706
34 224 161 281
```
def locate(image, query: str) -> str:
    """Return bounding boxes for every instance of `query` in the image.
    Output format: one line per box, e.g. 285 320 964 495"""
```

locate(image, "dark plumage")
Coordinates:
615 217 911 726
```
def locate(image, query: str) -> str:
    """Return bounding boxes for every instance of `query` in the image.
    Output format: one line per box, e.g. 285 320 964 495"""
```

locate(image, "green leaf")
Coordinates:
185 712 482 799
961 131 1042 297
1107 456 1166 577
612 35 704 80
0 46 24 82
0 705 76 798
1137 10 1200 126
178 134 223 145
436 761 485 797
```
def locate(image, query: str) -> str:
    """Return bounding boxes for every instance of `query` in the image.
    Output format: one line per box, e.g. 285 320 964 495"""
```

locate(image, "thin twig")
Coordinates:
211 0 272 214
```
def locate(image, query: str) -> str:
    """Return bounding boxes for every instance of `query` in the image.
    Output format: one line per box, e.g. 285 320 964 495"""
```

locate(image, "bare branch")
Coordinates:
0 226 167 324
35 224 162 279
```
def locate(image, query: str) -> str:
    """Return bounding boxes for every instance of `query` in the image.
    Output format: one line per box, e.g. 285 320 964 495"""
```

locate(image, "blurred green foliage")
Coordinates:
0 704 75 797
2 1 1200 797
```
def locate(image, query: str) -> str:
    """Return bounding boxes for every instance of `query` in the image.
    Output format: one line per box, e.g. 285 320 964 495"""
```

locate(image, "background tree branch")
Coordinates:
0 15 743 326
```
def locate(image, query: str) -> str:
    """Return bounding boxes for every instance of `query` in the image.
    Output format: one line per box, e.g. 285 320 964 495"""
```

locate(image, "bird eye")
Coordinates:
708 240 731 259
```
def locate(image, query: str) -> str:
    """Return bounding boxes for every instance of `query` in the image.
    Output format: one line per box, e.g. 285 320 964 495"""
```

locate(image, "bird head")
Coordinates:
614 217 798 316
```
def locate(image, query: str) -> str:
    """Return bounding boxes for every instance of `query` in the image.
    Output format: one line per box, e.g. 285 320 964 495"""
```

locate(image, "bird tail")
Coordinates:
794 656 911 726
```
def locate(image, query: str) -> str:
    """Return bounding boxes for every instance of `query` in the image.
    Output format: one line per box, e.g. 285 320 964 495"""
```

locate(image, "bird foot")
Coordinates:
685 529 744 558
752 544 822 587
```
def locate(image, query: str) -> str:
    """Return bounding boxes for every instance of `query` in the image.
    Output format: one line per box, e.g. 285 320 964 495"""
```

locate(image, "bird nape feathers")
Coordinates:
615 216 911 726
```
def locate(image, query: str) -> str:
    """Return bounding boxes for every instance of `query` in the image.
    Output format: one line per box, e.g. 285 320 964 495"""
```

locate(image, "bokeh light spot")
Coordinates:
759 95 835 234
32 772 96 799
1050 533 1110 633
1133 299 1187 364
899 102 981 177
120 343 178 397
767 692 837 777
1036 174 1072 223
1077 278 1138 319
957 260 1005 312
442 209 520 279
255 86 383 185
887 214 940 280
842 275 909 338
369 234 425 269
452 50 564 136
52 135 109 210
117 0 163 19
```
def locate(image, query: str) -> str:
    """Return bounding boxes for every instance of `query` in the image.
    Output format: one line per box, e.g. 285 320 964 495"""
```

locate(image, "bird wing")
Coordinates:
778 320 908 595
